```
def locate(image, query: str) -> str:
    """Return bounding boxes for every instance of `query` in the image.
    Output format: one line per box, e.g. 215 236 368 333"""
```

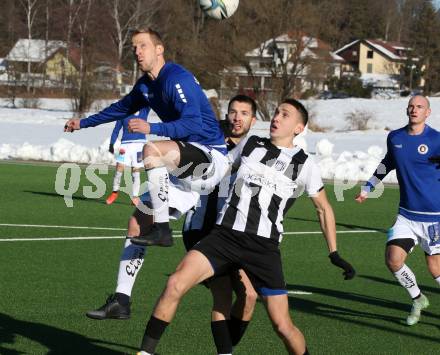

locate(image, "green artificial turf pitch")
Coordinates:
0 161 438 354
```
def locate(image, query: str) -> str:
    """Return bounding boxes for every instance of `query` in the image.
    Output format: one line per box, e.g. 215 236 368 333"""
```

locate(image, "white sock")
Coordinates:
132 171 141 197
146 167 169 223
435 275 440 286
115 238 146 296
112 170 123 192
138 351 153 355
393 264 421 299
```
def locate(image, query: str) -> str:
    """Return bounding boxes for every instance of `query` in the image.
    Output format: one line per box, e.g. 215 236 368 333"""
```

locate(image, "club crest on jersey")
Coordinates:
417 144 428 155
274 160 286 171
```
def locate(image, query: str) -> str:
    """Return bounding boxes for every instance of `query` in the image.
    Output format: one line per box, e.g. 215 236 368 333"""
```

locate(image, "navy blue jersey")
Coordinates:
367 125 440 222
80 62 226 154
110 108 148 144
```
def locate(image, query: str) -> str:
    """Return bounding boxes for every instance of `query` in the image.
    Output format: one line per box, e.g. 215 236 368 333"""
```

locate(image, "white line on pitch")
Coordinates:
0 223 380 235
284 230 379 235
288 290 313 295
0 235 183 242
0 236 124 242
0 223 126 231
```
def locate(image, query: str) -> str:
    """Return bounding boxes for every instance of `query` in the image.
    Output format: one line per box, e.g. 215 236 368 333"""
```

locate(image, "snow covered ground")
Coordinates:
0 96 439 184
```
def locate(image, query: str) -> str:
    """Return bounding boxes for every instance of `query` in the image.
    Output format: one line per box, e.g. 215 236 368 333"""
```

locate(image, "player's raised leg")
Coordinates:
138 250 214 354
135 140 181 246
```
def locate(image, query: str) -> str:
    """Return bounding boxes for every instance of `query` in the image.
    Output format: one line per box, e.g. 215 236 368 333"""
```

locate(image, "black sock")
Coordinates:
140 316 169 353
157 222 170 230
211 320 233 354
227 316 249 346
115 292 130 306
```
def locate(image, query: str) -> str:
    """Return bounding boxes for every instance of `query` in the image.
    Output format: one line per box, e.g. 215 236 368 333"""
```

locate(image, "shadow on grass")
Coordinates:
285 283 439 343
359 274 440 295
284 216 387 233
0 313 136 354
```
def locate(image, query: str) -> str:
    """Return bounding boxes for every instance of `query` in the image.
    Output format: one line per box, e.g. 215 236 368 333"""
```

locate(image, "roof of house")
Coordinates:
245 32 344 62
334 39 412 61
6 39 66 62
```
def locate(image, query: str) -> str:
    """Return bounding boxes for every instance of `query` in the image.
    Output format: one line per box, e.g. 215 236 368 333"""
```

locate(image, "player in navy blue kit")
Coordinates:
356 95 440 325
106 108 148 206
64 27 229 247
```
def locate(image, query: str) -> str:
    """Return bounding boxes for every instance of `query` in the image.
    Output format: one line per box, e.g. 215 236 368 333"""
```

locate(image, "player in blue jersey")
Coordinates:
85 95 257 330
106 109 148 206
356 95 440 326
64 27 229 247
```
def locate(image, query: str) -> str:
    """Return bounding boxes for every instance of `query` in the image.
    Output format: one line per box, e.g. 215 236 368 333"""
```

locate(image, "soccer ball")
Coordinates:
199 0 239 20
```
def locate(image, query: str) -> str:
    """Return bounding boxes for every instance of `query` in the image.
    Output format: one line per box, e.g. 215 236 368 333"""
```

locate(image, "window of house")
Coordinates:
239 76 260 89
223 75 237 89
276 48 285 61
367 63 373 73
264 77 282 90
367 50 374 59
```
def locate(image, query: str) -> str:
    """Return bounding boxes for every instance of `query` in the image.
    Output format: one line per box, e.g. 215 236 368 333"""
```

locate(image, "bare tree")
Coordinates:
71 0 92 116
107 0 161 90
42 0 50 88
63 0 83 91
19 0 40 92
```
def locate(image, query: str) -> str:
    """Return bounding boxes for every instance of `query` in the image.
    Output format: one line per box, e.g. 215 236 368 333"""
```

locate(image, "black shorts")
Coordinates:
174 141 210 179
192 226 287 296
182 229 207 251
386 238 415 254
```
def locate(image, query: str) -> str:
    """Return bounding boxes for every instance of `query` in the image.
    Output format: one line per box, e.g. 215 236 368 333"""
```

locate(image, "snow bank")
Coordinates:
2 96 440 184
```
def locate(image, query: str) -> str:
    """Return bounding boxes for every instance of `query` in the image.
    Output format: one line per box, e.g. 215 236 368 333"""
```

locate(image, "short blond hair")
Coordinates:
131 27 164 47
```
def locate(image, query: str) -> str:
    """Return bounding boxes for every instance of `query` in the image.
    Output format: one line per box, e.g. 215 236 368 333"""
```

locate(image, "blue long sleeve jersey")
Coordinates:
80 62 226 154
365 124 440 222
110 108 148 144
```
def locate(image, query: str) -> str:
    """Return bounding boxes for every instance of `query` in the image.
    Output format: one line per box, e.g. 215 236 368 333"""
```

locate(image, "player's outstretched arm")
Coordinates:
311 189 356 280
64 119 81 132
310 189 337 253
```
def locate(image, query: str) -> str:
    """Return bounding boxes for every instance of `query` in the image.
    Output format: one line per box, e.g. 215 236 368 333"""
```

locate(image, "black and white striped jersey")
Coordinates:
217 135 323 242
